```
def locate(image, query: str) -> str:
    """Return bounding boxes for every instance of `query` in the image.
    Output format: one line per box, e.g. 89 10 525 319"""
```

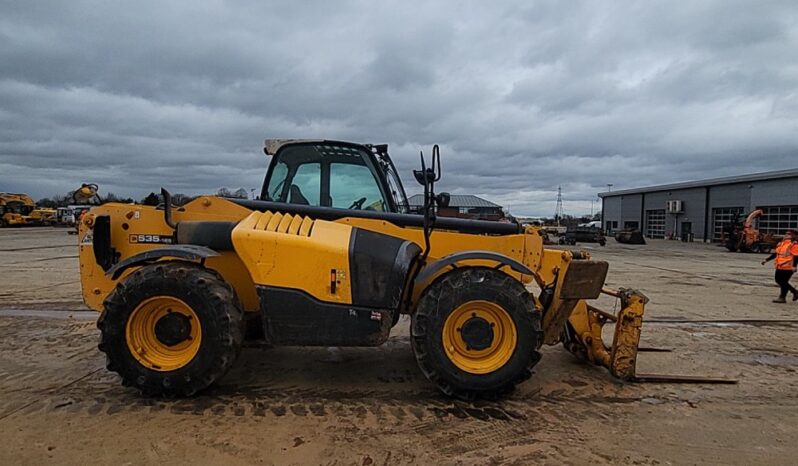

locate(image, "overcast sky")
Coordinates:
1 1 797 216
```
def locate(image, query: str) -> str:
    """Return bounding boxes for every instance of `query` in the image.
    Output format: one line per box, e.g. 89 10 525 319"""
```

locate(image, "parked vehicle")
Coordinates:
560 226 606 246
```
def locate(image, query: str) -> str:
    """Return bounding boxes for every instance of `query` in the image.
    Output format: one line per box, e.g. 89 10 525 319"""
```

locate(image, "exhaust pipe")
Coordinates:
161 188 177 230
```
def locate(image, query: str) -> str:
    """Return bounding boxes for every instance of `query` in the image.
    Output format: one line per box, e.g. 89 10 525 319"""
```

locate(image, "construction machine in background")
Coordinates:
28 207 57 226
0 193 56 227
0 193 34 227
559 225 606 246
77 139 728 399
722 209 778 253
615 228 646 245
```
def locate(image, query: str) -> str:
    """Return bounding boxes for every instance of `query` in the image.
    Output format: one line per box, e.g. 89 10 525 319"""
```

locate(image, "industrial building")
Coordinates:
408 194 504 220
599 168 798 242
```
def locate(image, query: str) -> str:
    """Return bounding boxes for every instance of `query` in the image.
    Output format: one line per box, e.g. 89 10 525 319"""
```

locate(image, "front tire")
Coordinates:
411 268 542 400
98 262 244 396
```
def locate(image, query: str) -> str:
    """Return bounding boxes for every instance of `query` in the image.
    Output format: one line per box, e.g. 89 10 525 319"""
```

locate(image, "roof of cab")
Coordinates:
263 139 374 155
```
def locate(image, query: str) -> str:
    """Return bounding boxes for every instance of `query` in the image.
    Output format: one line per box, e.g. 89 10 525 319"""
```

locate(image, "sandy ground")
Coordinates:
1 228 797 465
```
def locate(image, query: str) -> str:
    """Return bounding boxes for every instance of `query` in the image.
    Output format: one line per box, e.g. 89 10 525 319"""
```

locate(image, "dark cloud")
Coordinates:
1 0 796 215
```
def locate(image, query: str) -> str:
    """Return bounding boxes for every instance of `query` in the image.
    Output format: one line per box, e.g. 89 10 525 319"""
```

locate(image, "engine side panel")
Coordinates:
231 211 354 304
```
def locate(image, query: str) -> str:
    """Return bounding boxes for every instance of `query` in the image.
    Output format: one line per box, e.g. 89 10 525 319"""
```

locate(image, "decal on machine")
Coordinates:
80 233 93 246
129 234 173 244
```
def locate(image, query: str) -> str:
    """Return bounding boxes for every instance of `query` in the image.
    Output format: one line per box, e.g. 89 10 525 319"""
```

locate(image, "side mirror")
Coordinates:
436 192 450 208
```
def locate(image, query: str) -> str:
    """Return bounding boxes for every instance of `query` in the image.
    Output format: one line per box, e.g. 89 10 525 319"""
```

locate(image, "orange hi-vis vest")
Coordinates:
774 239 798 270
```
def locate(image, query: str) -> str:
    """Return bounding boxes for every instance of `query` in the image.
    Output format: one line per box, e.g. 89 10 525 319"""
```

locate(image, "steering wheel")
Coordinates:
348 197 367 210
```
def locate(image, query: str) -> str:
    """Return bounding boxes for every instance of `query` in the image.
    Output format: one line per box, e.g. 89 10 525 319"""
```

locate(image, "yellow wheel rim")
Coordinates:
126 296 202 371
442 300 517 375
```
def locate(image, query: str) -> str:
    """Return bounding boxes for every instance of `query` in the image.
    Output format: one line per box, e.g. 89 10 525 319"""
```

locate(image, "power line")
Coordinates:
554 186 564 225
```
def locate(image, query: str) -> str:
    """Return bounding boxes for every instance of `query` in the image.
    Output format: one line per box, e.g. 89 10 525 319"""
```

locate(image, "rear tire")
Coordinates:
411 267 542 400
98 262 244 396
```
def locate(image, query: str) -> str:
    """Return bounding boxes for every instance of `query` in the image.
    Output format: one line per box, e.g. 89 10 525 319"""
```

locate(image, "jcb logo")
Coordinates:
129 234 172 244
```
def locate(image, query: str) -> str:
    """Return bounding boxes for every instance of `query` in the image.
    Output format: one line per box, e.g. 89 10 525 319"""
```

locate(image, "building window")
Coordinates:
711 207 744 242
758 206 798 235
624 221 639 230
645 210 665 238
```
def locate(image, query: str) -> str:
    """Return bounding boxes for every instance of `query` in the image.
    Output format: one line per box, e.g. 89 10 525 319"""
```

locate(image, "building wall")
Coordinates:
708 183 751 210
751 178 798 207
601 194 642 231
637 188 705 239
601 175 798 242
620 194 643 227
602 196 621 231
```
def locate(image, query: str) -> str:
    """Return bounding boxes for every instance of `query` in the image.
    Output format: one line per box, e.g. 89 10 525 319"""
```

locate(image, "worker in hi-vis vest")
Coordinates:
762 229 798 303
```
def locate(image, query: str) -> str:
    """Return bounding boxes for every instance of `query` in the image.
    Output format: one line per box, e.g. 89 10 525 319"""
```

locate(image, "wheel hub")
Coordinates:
126 296 202 371
442 300 518 375
154 312 192 347
459 316 494 351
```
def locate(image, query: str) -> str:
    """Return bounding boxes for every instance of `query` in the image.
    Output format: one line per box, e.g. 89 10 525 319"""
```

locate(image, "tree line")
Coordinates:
36 187 252 208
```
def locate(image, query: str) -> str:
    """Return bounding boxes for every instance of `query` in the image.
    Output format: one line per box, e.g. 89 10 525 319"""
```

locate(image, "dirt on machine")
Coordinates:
76 139 731 399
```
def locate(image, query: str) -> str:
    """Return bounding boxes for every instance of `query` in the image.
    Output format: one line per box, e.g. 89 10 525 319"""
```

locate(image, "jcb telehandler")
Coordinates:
79 140 653 399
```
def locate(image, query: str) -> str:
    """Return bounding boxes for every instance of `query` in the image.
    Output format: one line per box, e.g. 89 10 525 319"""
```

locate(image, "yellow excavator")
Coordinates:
77 140 729 399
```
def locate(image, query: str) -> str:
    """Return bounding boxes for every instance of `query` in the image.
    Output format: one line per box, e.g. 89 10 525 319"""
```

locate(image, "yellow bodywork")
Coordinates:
77 192 653 385
78 195 643 362
0 193 56 226
79 196 565 313
79 197 258 311
0 193 35 226
28 208 57 225
232 210 353 304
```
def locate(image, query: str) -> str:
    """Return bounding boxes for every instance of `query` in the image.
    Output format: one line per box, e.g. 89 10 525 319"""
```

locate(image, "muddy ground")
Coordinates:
0 227 796 465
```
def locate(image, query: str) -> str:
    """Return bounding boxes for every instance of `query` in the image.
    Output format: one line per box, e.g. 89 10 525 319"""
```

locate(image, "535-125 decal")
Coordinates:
129 234 173 244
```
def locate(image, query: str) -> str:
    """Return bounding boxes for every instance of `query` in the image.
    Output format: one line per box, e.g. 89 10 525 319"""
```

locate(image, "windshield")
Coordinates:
330 163 385 211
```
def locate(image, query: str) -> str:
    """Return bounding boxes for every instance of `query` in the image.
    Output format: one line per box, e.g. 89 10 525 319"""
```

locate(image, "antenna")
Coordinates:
554 186 564 226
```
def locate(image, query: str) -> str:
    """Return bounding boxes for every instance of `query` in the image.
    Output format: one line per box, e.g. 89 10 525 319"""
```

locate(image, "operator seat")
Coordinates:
289 185 310 205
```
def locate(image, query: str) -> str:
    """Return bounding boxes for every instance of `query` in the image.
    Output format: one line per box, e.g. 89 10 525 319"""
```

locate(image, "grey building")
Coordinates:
408 194 504 220
599 168 798 242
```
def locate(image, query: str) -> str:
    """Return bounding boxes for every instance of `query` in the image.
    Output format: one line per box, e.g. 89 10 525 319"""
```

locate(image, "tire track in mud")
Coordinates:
4 314 794 432
0 244 75 252
35 380 537 423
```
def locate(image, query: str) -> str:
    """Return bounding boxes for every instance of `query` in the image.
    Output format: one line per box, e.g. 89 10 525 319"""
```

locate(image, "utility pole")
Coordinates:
554 186 564 226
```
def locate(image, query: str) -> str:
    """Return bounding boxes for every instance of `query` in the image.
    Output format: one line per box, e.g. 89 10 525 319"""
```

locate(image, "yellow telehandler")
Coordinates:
77 140 712 399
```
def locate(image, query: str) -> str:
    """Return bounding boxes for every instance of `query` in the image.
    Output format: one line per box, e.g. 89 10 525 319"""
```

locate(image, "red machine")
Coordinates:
722 209 778 253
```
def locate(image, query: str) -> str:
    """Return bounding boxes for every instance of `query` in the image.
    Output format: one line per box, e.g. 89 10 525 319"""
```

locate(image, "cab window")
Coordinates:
288 163 321 206
330 163 385 211
265 161 289 201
